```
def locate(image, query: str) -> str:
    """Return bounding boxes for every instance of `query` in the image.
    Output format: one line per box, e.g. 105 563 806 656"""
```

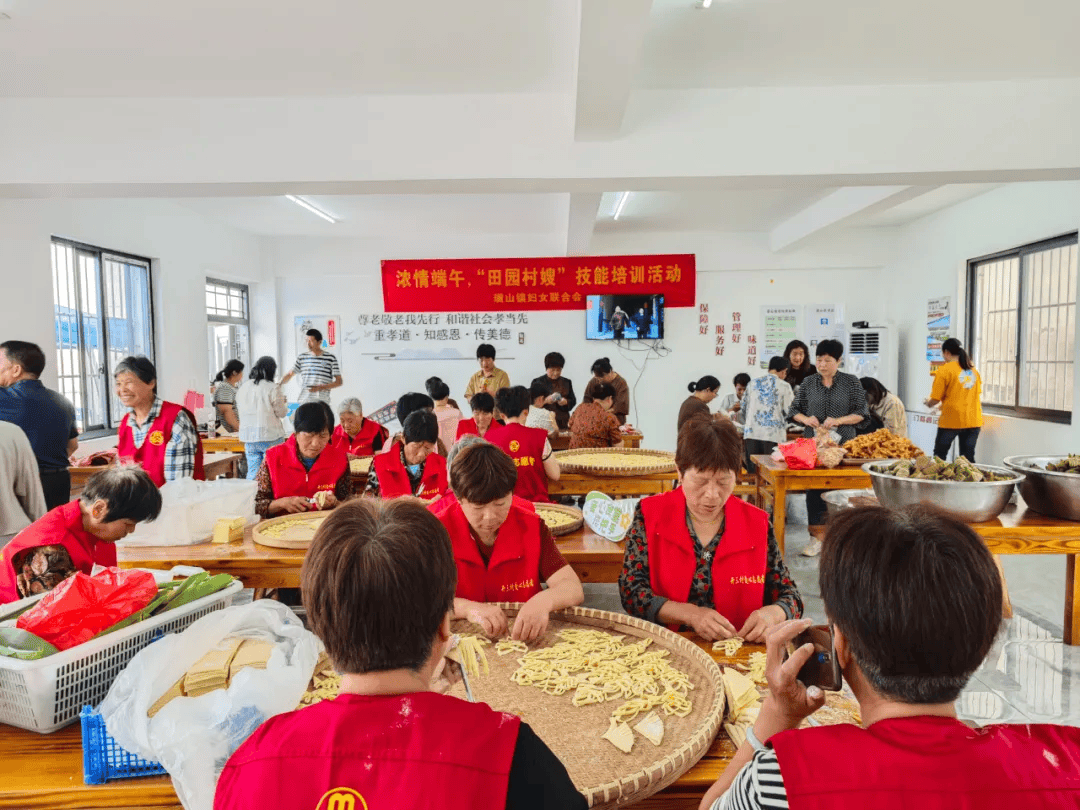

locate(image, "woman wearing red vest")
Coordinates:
487 386 560 503
619 415 802 642
433 441 583 641
331 397 388 458
454 391 500 441
0 467 161 603
700 506 1080 810
256 402 350 517
114 356 205 486
367 410 447 501
215 498 586 810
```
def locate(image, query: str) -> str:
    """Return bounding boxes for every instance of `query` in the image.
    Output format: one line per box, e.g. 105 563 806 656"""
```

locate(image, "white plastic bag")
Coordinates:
100 600 321 810
119 477 257 546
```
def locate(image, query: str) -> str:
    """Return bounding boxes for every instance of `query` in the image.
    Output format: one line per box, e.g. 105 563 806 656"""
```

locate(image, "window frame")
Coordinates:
205 277 249 325
51 236 156 438
966 231 1077 425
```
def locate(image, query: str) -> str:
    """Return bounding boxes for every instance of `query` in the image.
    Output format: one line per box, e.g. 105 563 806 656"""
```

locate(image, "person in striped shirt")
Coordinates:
281 329 342 405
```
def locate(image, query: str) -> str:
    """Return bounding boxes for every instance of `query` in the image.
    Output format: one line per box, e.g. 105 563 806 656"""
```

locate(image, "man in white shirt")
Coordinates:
281 329 343 405
0 422 47 548
719 373 751 426
742 357 794 473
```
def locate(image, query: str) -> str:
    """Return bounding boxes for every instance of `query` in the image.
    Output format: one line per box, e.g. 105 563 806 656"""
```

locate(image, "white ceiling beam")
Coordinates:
565 192 604 255
573 0 655 141
769 185 939 252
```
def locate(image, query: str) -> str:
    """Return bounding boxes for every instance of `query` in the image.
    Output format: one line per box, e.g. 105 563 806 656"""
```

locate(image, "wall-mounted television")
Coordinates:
585 294 664 340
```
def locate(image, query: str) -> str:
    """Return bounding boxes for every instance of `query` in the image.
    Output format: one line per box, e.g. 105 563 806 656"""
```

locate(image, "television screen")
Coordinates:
586 294 664 340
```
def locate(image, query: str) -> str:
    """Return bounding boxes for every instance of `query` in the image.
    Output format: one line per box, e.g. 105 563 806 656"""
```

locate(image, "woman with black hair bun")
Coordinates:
583 357 630 425
925 338 983 462
678 375 721 432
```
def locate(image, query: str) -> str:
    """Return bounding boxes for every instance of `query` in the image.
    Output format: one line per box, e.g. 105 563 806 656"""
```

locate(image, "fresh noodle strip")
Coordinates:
495 639 528 656
457 635 491 679
712 637 744 657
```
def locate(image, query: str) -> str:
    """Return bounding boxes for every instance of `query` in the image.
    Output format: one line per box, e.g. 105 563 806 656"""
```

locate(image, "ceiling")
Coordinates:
851 184 1003 227
594 188 834 232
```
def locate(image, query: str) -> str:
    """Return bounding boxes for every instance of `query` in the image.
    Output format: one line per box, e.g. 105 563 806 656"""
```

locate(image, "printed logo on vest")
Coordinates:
316 788 368 810
502 578 536 593
729 575 765 585
509 439 520 452
148 431 165 446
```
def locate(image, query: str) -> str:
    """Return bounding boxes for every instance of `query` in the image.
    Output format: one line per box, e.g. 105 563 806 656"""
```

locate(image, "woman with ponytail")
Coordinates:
678 375 721 433
925 338 983 462
212 359 245 431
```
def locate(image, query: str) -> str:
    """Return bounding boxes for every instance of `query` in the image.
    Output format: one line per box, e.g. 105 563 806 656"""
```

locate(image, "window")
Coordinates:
51 238 154 433
206 278 250 381
968 233 1077 423
205 278 248 321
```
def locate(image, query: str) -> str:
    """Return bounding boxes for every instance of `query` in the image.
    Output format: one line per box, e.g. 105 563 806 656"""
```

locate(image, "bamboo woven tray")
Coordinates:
447 605 724 808
349 456 374 474
535 503 584 536
251 510 332 549
554 448 677 477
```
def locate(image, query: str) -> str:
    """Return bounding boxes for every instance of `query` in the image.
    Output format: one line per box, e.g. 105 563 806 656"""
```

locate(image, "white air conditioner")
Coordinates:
845 326 897 393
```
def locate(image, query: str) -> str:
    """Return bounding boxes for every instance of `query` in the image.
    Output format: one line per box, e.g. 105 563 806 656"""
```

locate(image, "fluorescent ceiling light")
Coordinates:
285 194 336 224
613 191 632 221
700 0 712 7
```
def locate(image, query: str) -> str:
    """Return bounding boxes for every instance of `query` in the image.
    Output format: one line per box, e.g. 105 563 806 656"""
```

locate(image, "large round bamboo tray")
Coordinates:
555 448 676 477
449 605 724 808
349 456 374 474
535 503 584 536
251 510 332 549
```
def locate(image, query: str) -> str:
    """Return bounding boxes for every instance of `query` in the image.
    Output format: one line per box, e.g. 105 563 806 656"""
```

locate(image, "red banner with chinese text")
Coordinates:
381 254 695 312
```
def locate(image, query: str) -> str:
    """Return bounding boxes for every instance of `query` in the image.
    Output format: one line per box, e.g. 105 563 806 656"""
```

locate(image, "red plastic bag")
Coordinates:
778 438 817 470
17 567 158 651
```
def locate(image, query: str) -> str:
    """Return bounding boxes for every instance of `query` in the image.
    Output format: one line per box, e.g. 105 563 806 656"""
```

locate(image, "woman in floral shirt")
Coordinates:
618 415 802 642
567 383 622 449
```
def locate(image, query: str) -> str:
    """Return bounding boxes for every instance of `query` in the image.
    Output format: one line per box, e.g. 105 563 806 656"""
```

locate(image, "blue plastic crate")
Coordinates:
80 705 167 784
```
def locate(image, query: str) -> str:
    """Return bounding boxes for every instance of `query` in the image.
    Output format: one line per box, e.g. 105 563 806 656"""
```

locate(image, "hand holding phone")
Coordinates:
785 624 842 692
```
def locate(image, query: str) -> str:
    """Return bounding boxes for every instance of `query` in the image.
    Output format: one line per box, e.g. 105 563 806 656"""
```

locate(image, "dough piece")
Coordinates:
313 490 332 509
184 637 245 697
712 637 744 657
147 675 186 718
601 717 635 754
722 667 758 717
230 638 274 679
633 711 664 746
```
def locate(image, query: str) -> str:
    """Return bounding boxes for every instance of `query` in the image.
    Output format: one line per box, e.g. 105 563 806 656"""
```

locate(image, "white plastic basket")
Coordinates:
0 579 243 733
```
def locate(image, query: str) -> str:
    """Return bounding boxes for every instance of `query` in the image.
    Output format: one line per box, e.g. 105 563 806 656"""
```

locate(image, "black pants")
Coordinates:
933 427 981 463
806 490 828 527
39 468 71 511
744 439 777 475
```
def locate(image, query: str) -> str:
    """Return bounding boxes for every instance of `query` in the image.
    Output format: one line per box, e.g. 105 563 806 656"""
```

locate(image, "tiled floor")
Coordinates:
580 495 1080 727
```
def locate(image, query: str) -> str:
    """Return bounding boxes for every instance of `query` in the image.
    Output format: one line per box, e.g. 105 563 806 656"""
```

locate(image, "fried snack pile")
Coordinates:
843 429 925 460
880 456 1010 482
1046 456 1080 474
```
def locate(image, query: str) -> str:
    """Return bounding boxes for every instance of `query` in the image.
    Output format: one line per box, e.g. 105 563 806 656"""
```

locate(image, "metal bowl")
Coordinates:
820 489 880 517
1002 456 1080 522
862 461 1022 523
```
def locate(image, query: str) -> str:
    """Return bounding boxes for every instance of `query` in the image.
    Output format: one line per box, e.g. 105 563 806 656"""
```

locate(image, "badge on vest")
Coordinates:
509 439 520 452
512 456 536 467
730 575 765 585
316 788 368 810
148 431 165 446
502 579 536 593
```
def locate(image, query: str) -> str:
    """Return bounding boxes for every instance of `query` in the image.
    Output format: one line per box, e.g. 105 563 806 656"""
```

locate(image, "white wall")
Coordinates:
0 198 266 449
882 181 1080 466
266 233 888 452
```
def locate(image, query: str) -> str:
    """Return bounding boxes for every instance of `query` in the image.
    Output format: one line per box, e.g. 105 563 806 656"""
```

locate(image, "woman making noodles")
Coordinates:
114 356 205 485
256 402 350 517
368 410 448 501
455 391 500 441
433 441 583 642
331 397 389 458
678 375 721 433
583 357 630 425
216 498 585 810
0 467 162 602
568 382 623 449
787 339 870 557
618 415 802 642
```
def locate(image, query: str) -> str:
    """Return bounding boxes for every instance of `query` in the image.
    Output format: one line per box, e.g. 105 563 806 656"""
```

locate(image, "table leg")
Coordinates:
1066 555 1080 646
773 481 786 557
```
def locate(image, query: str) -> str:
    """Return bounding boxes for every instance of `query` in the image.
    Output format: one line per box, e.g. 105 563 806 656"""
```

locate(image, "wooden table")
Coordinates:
752 455 872 555
0 634 750 809
202 436 245 454
548 471 676 498
555 525 625 583
68 453 242 501
551 430 644 451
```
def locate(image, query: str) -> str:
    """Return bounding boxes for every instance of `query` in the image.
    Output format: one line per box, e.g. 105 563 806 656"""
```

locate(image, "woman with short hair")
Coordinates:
700 505 1080 810
678 375 721 433
568 382 623 449
488 386 560 503
211 359 245 431
925 337 983 462
331 397 389 458
433 442 584 641
584 357 630 424
0 467 162 602
455 392 499 441
256 402 350 517
114 356 205 485
526 380 559 437
742 357 794 473
236 356 288 481
530 352 576 429
719 373 751 426
368 410 447 501
860 377 907 437
215 498 586 810
619 416 802 642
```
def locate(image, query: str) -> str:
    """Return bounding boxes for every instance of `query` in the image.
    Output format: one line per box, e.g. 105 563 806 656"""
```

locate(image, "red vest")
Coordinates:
771 716 1080 810
117 401 205 486
428 492 536 518
0 501 116 603
487 422 551 503
439 500 544 602
330 420 387 458
372 448 447 501
214 692 520 810
265 435 348 500
640 487 767 630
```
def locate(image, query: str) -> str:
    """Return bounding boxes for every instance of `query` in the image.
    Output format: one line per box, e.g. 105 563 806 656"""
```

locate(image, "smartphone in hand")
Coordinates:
786 624 842 691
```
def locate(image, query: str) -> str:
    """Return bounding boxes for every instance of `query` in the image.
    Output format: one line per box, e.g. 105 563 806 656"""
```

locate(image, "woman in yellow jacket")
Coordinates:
925 338 982 462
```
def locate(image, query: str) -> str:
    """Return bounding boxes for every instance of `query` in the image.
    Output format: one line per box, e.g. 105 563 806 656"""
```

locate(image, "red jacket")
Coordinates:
438 500 544 602
214 692 520 810
330 420 387 458
265 435 348 500
487 422 551 503
428 492 536 518
117 401 205 486
0 501 115 603
771 715 1080 809
372 448 447 501
640 487 767 630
